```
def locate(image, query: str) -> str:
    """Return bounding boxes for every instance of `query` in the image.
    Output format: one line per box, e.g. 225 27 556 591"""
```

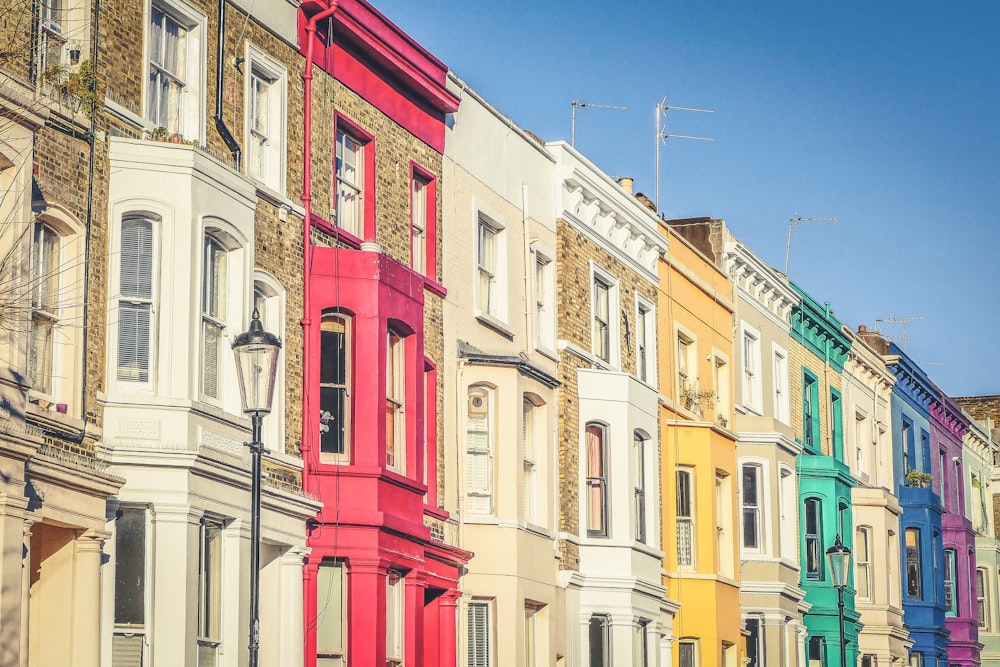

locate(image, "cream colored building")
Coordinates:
442 76 566 666
842 327 910 665
723 231 808 667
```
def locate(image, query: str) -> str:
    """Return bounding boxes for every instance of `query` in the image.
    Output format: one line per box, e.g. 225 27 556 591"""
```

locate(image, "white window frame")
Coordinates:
315 559 347 665
334 128 365 236
385 570 404 666
585 422 610 538
713 349 730 427
590 263 620 367
145 0 205 140
112 506 149 663
716 472 734 578
410 173 429 274
474 206 508 325
678 639 698 667
741 323 763 414
26 220 60 398
522 396 539 525
532 247 555 353
635 295 656 387
467 599 494 667
589 614 611 667
675 324 698 410
676 466 696 568
778 464 796 560
740 461 765 555
633 618 649 667
386 331 406 474
196 517 223 665
977 567 989 630
772 343 790 424
244 44 287 193
856 525 872 601
319 311 352 464
633 431 648 544
200 229 235 403
466 385 494 515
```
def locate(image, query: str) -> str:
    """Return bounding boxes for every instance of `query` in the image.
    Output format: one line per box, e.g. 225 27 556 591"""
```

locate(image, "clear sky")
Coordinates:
373 0 1000 396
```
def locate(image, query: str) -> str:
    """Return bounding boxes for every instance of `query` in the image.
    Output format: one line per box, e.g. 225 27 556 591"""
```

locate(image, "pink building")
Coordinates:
296 2 468 665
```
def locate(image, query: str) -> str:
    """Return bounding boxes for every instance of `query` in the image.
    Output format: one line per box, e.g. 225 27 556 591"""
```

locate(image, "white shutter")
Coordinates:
467 602 490 667
466 411 492 514
117 305 150 382
121 218 152 299
111 634 143 667
202 321 221 397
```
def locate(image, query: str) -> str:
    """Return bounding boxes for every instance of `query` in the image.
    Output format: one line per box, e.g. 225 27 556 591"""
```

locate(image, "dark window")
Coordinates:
905 528 922 598
114 508 146 626
319 313 350 459
804 498 822 579
742 464 760 550
588 614 610 667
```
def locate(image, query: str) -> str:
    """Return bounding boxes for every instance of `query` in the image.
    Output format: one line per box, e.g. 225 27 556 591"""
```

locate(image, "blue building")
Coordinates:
885 343 949 667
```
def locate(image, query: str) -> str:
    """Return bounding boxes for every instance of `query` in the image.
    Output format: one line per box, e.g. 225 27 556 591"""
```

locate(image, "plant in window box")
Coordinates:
148 126 169 142
905 469 933 488
680 381 715 414
168 133 184 144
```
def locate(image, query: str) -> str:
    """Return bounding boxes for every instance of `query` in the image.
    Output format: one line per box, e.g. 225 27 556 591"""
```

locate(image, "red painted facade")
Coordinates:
297 2 466 666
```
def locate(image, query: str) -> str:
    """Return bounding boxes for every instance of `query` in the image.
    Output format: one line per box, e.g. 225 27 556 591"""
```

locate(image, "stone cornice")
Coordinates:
723 238 797 325
548 142 668 282
843 327 895 388
930 392 971 440
885 344 935 413
790 283 851 373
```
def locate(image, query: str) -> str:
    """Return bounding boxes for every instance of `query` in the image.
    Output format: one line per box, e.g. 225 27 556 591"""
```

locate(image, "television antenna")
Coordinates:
784 212 838 275
874 314 923 353
571 99 628 147
655 97 713 215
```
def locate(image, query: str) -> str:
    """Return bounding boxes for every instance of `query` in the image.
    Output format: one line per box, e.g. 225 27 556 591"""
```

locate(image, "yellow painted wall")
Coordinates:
656 223 741 667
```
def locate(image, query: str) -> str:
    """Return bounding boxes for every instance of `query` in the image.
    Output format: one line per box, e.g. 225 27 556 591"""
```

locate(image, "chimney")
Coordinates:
618 177 634 195
858 324 867 333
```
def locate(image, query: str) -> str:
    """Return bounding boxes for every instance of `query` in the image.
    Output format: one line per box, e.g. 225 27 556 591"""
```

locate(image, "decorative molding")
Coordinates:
790 283 851 373
115 418 160 440
200 428 245 459
724 239 797 324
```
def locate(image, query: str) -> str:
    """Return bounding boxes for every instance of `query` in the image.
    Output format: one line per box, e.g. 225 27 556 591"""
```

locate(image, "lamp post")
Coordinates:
826 534 852 667
232 308 281 667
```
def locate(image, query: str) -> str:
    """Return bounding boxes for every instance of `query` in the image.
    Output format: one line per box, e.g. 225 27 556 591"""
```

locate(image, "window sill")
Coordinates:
311 216 363 249
475 314 515 340
423 277 447 298
534 345 560 363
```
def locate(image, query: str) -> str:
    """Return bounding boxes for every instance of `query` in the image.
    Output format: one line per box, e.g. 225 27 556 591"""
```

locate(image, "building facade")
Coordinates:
789 285 860 667
549 144 674 667
724 231 808 667
441 76 566 666
658 218 741 667
842 327 910 665
297 2 470 666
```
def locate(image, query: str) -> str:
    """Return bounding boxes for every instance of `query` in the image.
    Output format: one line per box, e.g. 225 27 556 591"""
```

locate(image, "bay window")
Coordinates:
585 423 608 537
320 312 351 462
385 331 406 472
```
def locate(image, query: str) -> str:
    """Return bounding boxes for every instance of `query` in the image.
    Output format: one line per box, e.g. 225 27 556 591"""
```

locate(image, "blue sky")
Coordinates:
374 0 1000 395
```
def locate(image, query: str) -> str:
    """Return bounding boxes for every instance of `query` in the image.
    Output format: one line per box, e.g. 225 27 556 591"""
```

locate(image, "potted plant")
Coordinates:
148 126 169 141
905 469 933 488
680 381 715 414
168 133 184 143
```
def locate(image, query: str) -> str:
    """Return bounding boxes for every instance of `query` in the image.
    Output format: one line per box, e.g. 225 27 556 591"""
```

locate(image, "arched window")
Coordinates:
27 220 60 395
804 498 822 580
385 330 406 473
633 431 647 543
117 215 154 384
466 386 493 514
320 311 351 462
585 423 608 537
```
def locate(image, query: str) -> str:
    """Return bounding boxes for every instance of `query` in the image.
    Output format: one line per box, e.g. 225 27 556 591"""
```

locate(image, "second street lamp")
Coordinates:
826 534 852 667
232 308 281 667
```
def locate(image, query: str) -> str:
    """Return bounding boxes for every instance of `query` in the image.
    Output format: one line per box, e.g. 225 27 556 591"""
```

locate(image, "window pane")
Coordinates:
114 508 146 626
316 561 345 656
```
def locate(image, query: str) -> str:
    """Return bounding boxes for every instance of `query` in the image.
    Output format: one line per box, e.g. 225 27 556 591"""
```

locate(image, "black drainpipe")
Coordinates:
214 0 241 170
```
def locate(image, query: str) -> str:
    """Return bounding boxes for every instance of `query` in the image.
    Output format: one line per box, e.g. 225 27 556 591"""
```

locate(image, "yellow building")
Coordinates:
657 218 742 667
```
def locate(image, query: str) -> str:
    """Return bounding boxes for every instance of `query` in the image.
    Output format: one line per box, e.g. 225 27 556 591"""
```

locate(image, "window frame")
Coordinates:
466 385 494 515
244 44 287 193
741 463 763 553
467 599 494 667
409 164 436 277
802 370 820 452
522 396 540 525
741 323 763 414
332 115 375 241
112 506 149 663
145 0 205 140
585 422 609 538
315 559 347 664
905 527 922 599
678 639 698 667
977 567 989 630
474 207 508 325
588 614 611 667
633 431 648 544
944 548 958 616
27 220 60 397
319 310 352 464
830 388 843 460
855 525 872 601
200 229 234 403
196 517 223 663
533 248 556 352
635 296 656 386
772 343 790 424
385 330 407 474
112 211 159 392
804 497 823 580
385 570 405 666
676 467 696 568
590 263 619 367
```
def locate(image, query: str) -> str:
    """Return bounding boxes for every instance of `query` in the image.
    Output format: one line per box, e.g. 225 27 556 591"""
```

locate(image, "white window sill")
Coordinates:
475 314 514 340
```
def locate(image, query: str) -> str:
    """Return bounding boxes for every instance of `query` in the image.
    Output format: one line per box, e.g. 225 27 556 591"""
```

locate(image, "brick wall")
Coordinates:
789 339 844 456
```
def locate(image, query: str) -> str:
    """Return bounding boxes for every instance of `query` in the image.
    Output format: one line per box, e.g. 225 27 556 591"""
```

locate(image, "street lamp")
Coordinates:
826 534 852 667
232 308 281 667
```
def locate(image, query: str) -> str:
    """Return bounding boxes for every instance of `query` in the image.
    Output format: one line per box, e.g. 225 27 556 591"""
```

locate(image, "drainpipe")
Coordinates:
214 0 241 169
300 0 339 480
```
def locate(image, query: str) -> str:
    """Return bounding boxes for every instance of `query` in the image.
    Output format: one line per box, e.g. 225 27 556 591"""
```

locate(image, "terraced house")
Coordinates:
551 146 673 667
723 229 807 667
657 217 741 667
440 76 565 665
790 286 860 667
842 326 908 665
